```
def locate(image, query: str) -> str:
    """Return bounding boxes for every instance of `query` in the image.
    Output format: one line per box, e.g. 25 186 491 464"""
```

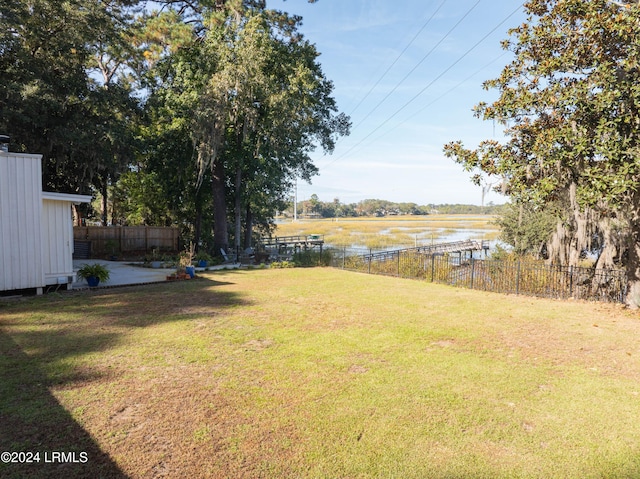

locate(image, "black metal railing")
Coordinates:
331 249 626 303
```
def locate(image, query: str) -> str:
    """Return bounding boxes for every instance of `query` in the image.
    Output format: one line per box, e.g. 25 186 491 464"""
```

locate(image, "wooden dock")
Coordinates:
258 237 488 262
261 235 325 260
361 240 489 263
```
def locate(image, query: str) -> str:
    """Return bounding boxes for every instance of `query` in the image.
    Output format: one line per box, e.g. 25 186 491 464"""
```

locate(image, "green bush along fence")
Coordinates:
330 248 626 303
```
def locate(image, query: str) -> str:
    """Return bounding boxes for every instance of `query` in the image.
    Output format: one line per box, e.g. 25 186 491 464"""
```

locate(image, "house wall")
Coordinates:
0 152 45 291
42 199 75 285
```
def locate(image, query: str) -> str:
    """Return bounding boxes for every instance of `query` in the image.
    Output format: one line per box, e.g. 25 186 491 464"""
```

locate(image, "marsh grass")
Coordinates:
275 215 500 250
2 270 640 478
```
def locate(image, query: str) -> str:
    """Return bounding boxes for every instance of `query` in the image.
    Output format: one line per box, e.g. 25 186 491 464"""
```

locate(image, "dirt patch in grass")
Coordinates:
241 338 275 351
472 298 640 380
48 360 305 478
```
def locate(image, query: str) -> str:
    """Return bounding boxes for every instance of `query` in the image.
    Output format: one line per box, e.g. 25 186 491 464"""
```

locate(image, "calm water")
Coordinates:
329 228 501 256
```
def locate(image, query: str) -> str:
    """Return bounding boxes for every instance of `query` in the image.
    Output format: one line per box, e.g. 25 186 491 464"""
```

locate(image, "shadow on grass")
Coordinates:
0 277 247 478
0 330 129 479
72 276 247 328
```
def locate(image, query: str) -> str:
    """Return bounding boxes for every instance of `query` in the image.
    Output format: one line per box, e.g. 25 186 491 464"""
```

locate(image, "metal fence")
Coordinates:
330 249 627 303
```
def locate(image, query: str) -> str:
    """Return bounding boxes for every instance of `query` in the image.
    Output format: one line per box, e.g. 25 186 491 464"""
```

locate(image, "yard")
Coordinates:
2 268 640 478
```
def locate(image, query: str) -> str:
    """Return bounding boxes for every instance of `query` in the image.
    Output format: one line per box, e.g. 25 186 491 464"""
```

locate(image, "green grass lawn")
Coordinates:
2 268 640 478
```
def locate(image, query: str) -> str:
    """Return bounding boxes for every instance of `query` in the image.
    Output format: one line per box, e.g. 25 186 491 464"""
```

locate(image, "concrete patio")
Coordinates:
71 259 240 289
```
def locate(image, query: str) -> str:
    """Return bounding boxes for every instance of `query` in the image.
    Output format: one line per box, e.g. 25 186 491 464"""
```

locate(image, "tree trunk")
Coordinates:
547 182 596 268
211 159 228 255
101 180 108 226
194 201 202 253
593 218 618 271
234 165 242 255
626 202 640 308
72 204 81 227
110 185 117 226
244 203 253 249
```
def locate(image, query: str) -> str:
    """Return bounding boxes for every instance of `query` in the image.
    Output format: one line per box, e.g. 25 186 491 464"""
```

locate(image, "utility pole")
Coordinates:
293 179 298 222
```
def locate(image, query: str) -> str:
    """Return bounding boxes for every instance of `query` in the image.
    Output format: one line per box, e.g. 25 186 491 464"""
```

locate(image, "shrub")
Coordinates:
292 250 333 267
194 251 213 264
270 261 295 269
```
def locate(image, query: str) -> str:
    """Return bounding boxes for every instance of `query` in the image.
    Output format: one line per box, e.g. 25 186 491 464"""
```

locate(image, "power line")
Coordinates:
369 51 510 147
322 3 524 170
347 0 448 118
320 52 508 170
351 0 481 132
329 52 510 167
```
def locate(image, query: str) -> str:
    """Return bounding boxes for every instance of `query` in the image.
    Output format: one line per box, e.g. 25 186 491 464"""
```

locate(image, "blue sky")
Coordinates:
270 0 528 206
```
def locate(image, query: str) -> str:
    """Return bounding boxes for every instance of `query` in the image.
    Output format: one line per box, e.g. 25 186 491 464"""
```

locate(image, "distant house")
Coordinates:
0 150 92 294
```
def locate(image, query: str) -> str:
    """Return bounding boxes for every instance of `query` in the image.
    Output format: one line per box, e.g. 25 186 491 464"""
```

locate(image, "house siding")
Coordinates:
0 152 44 291
42 199 75 283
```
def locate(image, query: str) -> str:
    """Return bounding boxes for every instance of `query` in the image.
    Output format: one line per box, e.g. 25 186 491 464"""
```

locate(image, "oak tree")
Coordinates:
152 5 348 253
0 0 140 214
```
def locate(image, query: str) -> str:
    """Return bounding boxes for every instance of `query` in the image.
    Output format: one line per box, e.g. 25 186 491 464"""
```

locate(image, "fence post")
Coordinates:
397 252 401 277
516 259 521 295
424 254 428 278
343 246 346 269
470 257 475 290
431 254 435 282
569 266 573 298
368 254 371 274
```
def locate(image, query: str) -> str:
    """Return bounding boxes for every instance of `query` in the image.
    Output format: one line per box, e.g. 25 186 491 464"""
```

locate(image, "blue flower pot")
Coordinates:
185 266 195 279
87 276 100 287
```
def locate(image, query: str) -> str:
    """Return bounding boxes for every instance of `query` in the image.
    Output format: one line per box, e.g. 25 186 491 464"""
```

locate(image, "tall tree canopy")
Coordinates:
444 0 640 307
150 5 349 252
0 0 140 201
2 0 343 242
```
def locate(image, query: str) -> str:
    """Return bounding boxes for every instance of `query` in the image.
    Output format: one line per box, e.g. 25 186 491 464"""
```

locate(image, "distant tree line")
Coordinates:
286 194 505 218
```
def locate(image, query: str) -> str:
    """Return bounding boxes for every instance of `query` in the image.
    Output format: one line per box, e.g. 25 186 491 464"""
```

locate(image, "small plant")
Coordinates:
270 260 295 269
178 242 195 273
76 263 110 284
194 251 213 266
104 239 119 259
161 254 175 265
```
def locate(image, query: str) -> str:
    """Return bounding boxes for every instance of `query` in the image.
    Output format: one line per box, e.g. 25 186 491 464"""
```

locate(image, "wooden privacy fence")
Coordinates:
73 226 179 256
332 248 627 304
